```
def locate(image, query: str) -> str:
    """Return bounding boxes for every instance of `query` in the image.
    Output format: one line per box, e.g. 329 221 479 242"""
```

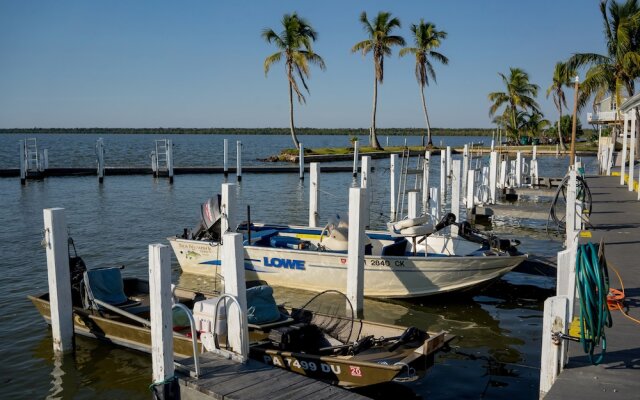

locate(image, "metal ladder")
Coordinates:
154 139 169 173
25 138 39 172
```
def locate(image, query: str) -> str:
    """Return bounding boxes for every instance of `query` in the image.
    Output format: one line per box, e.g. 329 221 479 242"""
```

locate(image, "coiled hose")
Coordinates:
575 242 612 365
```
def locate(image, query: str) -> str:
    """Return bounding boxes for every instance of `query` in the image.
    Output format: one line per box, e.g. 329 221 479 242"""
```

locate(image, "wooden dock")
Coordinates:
178 352 369 400
545 175 640 398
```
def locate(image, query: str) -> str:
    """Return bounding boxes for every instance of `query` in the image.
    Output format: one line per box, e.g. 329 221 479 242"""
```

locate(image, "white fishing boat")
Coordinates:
168 197 526 299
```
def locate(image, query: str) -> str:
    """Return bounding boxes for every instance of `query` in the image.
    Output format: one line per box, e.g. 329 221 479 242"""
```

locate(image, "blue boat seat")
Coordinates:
244 229 279 246
85 267 140 308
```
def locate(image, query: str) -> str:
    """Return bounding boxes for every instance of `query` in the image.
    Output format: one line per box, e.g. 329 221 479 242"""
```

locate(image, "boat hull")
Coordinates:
169 237 526 298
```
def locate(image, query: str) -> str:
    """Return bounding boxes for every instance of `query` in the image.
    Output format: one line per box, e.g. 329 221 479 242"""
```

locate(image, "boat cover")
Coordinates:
246 285 280 324
86 267 128 305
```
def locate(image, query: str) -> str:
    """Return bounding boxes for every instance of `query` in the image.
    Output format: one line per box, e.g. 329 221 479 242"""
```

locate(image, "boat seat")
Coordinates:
270 235 309 250
399 224 434 237
381 238 408 256
243 229 279 246
85 267 140 309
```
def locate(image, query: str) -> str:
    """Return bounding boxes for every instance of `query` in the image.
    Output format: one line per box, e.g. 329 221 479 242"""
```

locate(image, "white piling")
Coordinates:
149 243 175 397
151 151 158 177
347 187 366 314
309 163 320 228
621 112 629 185
43 208 73 354
539 295 570 398
429 187 440 221
96 138 105 183
299 143 305 180
489 152 498 204
352 140 359 178
565 169 578 246
221 232 250 359
557 245 577 321
422 151 431 214
515 151 522 188
43 149 49 171
221 183 237 236
530 159 539 188
629 113 636 191
440 150 447 205
466 169 476 211
533 145 537 160
390 154 398 222
462 144 469 193
223 139 229 177
451 160 461 218
408 191 419 219
167 139 174 184
236 140 242 182
19 140 26 185
499 159 507 189
360 156 371 228
446 146 452 178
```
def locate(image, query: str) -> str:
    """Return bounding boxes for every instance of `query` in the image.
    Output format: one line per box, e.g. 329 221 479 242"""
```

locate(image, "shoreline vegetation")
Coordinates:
0 127 595 136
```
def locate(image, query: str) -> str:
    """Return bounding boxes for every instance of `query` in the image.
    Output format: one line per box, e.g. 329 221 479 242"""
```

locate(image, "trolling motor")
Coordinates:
457 221 521 254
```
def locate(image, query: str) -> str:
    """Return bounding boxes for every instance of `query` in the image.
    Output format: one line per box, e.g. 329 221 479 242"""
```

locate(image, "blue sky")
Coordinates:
0 1 604 129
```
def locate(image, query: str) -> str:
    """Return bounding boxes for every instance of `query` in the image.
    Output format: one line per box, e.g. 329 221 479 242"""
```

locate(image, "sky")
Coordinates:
0 0 606 129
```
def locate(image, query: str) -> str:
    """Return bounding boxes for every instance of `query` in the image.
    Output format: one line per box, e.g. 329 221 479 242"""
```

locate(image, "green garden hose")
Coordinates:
575 242 613 365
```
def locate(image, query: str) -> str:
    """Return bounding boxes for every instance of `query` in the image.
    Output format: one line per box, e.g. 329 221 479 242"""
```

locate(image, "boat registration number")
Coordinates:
365 259 405 267
263 355 342 374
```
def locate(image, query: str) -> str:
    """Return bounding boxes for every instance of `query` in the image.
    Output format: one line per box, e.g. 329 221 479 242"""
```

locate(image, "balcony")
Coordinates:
587 111 620 123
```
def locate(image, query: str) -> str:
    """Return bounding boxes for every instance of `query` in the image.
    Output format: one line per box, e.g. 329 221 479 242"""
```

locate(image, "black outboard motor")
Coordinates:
190 195 222 241
435 212 457 231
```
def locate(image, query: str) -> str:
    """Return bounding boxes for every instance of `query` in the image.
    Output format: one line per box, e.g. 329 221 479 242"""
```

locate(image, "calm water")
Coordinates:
0 134 595 399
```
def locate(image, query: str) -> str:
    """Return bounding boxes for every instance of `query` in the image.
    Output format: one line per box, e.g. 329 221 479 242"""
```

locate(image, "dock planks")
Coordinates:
545 175 640 399
178 352 369 400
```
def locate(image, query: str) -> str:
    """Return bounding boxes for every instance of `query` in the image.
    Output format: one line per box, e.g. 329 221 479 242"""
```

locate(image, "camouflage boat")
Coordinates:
29 265 450 388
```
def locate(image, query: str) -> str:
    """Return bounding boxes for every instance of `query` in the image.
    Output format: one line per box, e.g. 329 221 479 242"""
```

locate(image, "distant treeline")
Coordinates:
0 127 495 136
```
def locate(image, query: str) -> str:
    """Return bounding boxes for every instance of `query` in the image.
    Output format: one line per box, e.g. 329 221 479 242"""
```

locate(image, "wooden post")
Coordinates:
429 187 440 221
166 139 174 184
515 151 522 188
569 76 579 167
151 151 158 177
347 187 365 315
499 158 508 189
360 156 371 228
19 140 26 185
556 245 577 321
446 146 452 180
221 232 250 358
299 143 304 180
629 112 636 192
462 144 469 193
466 169 476 211
621 112 629 185
422 151 431 215
490 139 495 151
149 243 176 399
440 150 447 205
43 149 49 171
565 169 578 247
451 160 461 218
43 208 73 354
533 145 537 160
531 159 539 188
352 140 359 178
223 139 229 177
539 295 570 398
408 191 418 219
489 152 498 204
221 183 236 236
236 140 242 182
309 163 320 228
96 138 105 183
390 154 398 222
607 142 614 176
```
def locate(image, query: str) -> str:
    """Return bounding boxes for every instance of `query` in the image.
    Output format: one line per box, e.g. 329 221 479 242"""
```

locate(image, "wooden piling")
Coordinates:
451 160 461 219
221 183 236 236
446 146 452 180
489 151 498 204
466 169 476 211
429 187 440 221
360 156 371 228
515 151 522 188
236 141 242 182
347 187 365 315
96 138 105 183
309 163 320 228
221 232 250 359
352 140 359 178
629 113 636 192
440 150 447 205
149 243 177 399
19 140 26 185
407 191 419 219
539 295 570 398
299 143 304 180
43 208 73 354
422 151 430 215
223 139 229 177
390 154 398 222
462 144 469 193
167 139 174 184
565 169 578 247
621 112 629 185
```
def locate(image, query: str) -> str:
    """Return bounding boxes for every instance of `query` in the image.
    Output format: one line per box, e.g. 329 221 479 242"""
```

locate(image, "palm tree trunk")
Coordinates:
557 107 565 150
371 70 381 150
420 85 432 147
288 69 299 150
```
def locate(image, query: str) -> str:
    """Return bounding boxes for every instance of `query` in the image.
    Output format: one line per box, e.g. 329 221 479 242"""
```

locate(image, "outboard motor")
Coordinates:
435 213 457 232
191 195 223 241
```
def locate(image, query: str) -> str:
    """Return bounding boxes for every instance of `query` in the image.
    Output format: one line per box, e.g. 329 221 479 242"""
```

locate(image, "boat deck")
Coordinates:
545 175 640 398
178 352 369 400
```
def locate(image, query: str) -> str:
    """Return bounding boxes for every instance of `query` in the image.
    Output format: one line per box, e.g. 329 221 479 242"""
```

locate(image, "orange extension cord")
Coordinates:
607 263 640 324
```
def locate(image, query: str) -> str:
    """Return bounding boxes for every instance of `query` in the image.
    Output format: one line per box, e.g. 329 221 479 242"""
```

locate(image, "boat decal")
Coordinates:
349 365 363 377
248 258 261 263
198 259 221 266
185 251 201 259
263 257 305 270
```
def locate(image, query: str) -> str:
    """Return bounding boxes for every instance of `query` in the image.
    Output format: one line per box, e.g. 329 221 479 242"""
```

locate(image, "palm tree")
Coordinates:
488 67 540 142
263 13 326 150
399 20 448 147
546 62 576 150
567 0 640 118
524 111 551 138
352 11 405 150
